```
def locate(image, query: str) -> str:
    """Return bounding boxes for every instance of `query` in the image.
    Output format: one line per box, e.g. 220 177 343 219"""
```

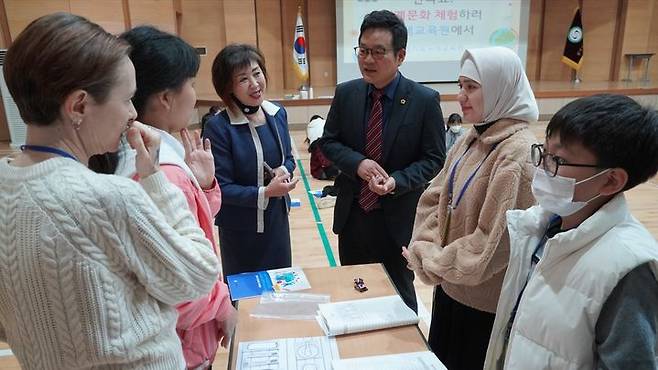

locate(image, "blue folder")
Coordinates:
226 271 274 300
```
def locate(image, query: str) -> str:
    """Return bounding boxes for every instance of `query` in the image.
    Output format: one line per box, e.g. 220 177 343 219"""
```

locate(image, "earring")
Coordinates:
72 118 82 130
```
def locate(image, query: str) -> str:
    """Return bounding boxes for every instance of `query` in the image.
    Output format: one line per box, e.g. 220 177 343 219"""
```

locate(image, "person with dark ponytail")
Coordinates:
117 26 236 370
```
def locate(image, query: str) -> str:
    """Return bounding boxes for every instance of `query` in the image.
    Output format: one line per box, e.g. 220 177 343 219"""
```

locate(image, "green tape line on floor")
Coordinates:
296 158 337 267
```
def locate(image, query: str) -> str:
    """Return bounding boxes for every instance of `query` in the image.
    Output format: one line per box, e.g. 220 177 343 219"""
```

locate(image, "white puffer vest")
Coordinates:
485 194 658 370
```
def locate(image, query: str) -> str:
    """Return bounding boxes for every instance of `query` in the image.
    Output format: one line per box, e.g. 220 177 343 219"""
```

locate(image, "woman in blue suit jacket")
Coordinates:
203 44 298 277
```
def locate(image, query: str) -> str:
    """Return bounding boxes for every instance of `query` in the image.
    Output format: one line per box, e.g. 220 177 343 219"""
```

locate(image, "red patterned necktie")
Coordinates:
358 88 384 212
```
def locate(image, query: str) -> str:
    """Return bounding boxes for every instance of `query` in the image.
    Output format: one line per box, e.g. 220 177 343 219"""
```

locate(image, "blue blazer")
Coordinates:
203 101 295 232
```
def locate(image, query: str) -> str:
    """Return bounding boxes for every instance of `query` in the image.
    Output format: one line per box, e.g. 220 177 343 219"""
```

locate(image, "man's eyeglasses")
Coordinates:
531 143 599 177
354 46 392 60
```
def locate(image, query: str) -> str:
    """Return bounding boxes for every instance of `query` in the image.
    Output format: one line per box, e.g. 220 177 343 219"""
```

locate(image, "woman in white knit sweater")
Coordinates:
0 13 221 370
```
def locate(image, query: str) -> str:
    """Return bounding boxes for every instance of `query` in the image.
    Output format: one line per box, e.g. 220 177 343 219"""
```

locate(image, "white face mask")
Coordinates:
531 168 610 216
449 125 462 133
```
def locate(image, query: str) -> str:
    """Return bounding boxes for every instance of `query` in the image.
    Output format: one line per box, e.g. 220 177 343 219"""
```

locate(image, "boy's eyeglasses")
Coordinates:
531 144 600 177
354 46 392 60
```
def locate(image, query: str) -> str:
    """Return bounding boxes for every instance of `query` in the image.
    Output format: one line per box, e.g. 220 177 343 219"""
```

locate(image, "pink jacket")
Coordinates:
116 128 232 369
160 165 232 369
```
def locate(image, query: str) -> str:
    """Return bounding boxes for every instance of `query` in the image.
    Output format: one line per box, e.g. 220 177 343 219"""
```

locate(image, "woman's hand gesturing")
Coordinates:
181 128 215 189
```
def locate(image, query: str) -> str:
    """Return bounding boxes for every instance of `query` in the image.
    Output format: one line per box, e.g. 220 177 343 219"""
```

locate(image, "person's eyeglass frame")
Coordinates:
531 143 600 177
353 46 394 60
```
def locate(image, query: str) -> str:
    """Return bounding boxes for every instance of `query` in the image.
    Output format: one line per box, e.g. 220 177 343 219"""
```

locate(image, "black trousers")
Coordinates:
429 285 495 370
338 204 418 312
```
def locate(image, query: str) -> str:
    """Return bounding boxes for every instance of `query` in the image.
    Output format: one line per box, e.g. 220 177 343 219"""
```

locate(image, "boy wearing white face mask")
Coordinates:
484 94 658 370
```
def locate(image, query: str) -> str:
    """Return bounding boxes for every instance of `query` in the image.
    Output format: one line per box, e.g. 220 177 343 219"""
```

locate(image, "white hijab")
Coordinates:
459 47 539 124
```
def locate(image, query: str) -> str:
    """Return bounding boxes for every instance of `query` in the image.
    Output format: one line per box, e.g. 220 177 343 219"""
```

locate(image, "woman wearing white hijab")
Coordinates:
402 47 538 370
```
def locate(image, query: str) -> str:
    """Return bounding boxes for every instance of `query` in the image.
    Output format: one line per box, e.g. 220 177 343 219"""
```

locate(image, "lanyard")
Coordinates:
441 139 498 246
447 139 498 209
20 145 78 161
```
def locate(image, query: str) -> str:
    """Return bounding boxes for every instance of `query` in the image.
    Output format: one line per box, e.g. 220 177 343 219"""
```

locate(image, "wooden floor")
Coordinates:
1 123 657 369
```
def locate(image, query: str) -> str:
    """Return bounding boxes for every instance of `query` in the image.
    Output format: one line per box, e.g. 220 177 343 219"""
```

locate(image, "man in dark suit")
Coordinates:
320 10 445 312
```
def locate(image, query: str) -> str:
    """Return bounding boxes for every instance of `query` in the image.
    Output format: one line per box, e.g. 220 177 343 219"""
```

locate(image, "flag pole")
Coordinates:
562 6 583 84
573 1 583 83
293 2 309 91
298 5 307 90
571 69 581 84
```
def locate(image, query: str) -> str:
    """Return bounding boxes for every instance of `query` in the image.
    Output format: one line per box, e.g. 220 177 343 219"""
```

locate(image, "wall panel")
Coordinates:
580 0 617 81
539 0 577 81
128 0 175 34
180 0 225 99
5 0 68 38
526 0 545 81
70 0 125 35
649 0 658 82
223 0 257 46
620 0 657 81
0 0 9 47
619 0 651 80
256 0 285 92
307 0 336 88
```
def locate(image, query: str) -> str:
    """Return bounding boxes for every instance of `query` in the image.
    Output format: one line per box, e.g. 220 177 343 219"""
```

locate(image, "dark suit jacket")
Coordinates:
320 75 446 247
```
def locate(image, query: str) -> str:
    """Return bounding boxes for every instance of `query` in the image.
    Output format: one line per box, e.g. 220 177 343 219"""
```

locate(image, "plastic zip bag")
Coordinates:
250 292 330 320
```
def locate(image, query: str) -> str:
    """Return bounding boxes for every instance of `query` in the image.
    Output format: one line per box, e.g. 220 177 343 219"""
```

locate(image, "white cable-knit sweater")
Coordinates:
0 156 220 370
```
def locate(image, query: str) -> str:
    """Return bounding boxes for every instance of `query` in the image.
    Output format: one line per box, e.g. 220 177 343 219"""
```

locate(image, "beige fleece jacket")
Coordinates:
408 119 537 313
